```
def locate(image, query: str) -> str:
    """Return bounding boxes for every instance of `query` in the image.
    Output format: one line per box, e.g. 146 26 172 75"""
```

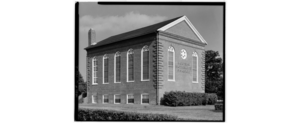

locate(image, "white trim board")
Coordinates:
157 16 208 45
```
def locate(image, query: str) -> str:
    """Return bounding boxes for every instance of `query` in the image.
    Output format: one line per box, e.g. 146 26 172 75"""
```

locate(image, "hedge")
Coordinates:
161 91 218 106
206 93 218 105
78 108 179 121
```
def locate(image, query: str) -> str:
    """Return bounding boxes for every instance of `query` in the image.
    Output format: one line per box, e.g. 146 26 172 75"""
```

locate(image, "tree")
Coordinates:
76 67 87 98
205 50 224 100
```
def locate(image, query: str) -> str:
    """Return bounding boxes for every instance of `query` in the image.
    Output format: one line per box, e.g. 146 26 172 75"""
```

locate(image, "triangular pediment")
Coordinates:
158 16 207 44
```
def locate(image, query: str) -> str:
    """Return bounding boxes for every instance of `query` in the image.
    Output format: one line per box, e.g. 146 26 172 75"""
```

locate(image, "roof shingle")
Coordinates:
85 16 182 50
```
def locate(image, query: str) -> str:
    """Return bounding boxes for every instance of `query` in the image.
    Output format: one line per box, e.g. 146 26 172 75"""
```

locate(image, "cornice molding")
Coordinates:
159 31 207 47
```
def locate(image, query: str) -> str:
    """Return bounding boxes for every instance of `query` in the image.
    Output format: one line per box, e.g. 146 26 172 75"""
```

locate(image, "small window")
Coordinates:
127 94 134 104
141 93 149 104
103 94 109 104
92 95 96 104
114 94 121 104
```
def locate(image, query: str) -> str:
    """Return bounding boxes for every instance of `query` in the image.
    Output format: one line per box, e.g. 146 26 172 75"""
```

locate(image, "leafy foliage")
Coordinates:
76 67 87 98
161 91 218 106
78 108 179 121
205 50 224 100
206 93 218 105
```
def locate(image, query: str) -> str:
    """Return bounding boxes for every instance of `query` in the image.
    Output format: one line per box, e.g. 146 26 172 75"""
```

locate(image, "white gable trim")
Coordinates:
158 16 208 44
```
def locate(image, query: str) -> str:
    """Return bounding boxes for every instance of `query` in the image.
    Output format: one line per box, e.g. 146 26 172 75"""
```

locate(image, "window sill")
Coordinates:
192 81 199 83
91 83 98 85
168 79 175 82
103 83 109 84
141 79 150 81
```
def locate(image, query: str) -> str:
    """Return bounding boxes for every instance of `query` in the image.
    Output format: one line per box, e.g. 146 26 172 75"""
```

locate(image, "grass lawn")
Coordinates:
79 104 223 121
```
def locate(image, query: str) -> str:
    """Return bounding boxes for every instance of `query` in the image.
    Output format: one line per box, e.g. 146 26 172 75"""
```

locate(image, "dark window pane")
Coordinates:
128 54 134 81
116 56 121 82
142 94 149 103
143 51 149 80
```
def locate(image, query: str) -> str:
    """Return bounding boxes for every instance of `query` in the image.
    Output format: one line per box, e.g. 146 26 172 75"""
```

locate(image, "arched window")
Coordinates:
141 46 150 81
114 52 121 83
192 52 198 83
168 46 175 81
92 57 98 85
127 49 134 82
103 54 109 84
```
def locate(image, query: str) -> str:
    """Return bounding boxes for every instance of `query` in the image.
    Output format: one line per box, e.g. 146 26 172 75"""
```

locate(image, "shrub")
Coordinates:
161 91 208 106
78 108 179 121
206 93 218 105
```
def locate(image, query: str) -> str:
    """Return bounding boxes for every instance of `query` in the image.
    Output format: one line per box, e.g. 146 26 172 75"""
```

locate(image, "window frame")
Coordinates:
102 54 109 84
114 94 121 104
168 46 175 81
127 49 134 82
92 57 98 85
102 94 109 104
127 94 134 104
141 93 150 104
91 95 96 104
141 46 150 81
114 52 121 83
192 52 199 83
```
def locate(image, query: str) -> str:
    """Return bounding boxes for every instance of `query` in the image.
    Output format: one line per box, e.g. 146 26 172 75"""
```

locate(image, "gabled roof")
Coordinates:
85 15 207 50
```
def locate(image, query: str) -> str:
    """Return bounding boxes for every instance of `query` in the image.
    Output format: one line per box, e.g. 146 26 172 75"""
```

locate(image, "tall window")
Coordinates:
103 54 109 84
192 52 198 83
92 57 98 85
127 94 134 104
114 52 121 83
127 49 134 82
141 93 149 104
141 46 150 81
103 94 109 104
168 46 175 81
114 94 121 104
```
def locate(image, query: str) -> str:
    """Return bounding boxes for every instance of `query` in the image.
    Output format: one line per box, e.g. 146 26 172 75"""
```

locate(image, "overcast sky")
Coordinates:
79 2 223 81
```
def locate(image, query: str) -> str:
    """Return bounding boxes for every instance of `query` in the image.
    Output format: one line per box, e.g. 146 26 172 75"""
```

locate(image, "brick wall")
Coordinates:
86 33 158 105
157 31 206 104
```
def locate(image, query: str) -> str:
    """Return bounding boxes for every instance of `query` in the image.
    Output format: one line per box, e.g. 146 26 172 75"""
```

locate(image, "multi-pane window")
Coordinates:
141 93 149 104
114 52 121 83
127 49 134 82
103 54 109 84
92 57 98 85
114 94 121 104
141 46 150 81
168 46 175 81
127 94 134 104
103 94 109 104
192 52 198 83
92 95 96 104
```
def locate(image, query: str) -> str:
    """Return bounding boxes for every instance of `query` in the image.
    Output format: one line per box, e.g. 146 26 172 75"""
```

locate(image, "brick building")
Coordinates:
85 15 207 105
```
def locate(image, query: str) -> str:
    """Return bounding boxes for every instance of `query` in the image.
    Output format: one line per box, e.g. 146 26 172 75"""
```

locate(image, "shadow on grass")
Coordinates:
210 109 223 113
